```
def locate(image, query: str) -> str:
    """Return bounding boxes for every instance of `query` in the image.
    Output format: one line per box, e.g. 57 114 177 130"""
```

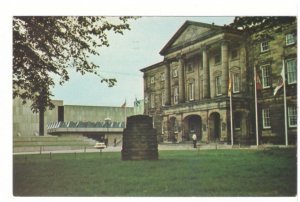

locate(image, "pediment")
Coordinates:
172 25 210 47
160 21 222 55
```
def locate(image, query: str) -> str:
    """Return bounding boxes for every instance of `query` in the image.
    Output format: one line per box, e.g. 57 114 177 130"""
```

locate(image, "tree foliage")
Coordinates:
230 16 296 41
13 16 137 113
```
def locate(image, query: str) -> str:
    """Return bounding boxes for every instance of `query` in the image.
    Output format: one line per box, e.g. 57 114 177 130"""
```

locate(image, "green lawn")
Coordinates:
13 148 297 196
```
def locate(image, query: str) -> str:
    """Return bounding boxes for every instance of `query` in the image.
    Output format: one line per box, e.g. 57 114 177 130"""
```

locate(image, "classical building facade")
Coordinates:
141 20 297 145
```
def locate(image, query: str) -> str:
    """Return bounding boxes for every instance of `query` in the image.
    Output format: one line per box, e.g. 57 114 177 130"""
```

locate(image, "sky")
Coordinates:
51 17 235 107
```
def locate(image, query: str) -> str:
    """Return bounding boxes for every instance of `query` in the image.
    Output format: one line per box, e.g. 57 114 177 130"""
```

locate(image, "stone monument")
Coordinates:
122 115 158 160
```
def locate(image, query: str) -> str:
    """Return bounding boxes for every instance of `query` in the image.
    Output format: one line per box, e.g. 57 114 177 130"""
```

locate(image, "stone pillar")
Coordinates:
202 46 209 98
178 58 185 103
221 41 229 95
122 115 158 160
164 62 171 106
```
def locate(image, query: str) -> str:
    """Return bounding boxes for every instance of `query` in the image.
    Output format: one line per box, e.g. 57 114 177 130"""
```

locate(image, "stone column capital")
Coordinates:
221 40 230 46
201 44 210 51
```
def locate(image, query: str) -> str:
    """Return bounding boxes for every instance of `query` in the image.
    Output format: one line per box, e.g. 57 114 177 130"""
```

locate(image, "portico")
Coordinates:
141 20 251 144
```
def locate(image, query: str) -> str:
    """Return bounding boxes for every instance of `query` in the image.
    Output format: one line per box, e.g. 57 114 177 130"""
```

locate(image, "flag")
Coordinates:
228 74 232 96
134 98 140 107
255 70 262 90
273 65 285 96
121 100 126 108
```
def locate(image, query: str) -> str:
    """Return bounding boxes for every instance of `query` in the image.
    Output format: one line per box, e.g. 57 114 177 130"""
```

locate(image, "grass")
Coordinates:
13 148 297 196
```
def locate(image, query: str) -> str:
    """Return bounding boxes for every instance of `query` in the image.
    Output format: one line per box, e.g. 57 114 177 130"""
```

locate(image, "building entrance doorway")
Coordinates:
168 117 178 142
209 112 221 141
183 115 202 141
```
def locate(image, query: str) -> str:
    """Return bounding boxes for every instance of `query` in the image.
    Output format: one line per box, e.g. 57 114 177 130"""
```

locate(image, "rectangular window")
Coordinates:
288 105 297 127
188 82 194 101
261 41 270 52
186 63 194 73
200 79 204 99
262 108 271 129
231 49 238 60
161 90 165 106
261 64 271 88
214 54 221 64
174 87 178 104
150 94 155 108
215 76 222 96
286 33 296 45
173 69 178 77
286 58 297 84
161 73 165 81
234 112 241 130
233 73 240 93
150 76 155 84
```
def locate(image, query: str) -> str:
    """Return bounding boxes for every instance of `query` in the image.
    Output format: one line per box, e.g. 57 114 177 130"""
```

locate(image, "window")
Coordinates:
261 64 271 88
188 82 195 101
150 94 155 108
231 49 238 60
161 73 165 81
262 108 271 129
187 63 194 73
288 105 297 127
173 87 178 104
173 69 178 77
233 73 240 93
234 112 241 130
261 41 270 52
215 76 222 96
286 58 296 84
286 33 296 45
150 76 155 84
161 90 165 106
214 54 221 64
200 79 204 99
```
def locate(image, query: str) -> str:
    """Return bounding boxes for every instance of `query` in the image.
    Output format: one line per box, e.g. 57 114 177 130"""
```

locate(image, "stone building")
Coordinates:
140 20 297 145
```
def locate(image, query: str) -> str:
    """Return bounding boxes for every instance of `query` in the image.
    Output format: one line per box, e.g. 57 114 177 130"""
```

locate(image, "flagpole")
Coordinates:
229 73 233 146
125 100 127 128
283 59 288 146
254 66 259 146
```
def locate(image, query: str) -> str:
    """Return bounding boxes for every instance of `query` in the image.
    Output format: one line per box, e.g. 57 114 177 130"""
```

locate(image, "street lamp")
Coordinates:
104 117 112 131
104 117 111 147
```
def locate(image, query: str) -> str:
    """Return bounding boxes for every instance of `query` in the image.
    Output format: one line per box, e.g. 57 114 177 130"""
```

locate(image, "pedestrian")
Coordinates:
114 138 117 147
105 137 108 147
192 134 197 148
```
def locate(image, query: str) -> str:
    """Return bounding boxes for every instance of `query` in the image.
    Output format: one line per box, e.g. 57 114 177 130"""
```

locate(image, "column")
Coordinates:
221 41 229 95
178 58 185 103
202 46 209 98
164 62 171 105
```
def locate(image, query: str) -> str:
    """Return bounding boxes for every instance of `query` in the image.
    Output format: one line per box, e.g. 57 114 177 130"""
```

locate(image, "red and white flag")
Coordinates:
273 66 285 96
255 70 262 90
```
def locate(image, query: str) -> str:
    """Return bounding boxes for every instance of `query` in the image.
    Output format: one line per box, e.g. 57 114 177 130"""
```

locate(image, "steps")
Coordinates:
13 135 98 153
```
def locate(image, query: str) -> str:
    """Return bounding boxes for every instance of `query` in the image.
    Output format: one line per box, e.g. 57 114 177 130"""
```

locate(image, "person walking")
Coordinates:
192 134 197 148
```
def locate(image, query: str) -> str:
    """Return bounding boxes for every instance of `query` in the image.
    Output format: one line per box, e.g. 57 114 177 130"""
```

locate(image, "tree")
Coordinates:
13 16 137 135
230 16 296 41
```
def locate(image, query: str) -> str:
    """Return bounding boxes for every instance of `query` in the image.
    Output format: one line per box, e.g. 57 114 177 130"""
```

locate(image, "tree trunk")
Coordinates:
39 109 44 136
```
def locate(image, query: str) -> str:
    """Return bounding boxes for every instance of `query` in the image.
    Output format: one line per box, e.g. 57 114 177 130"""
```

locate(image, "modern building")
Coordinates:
140 19 297 145
13 97 142 138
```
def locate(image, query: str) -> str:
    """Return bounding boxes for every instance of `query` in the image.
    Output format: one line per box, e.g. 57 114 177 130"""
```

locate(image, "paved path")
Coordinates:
13 143 295 155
